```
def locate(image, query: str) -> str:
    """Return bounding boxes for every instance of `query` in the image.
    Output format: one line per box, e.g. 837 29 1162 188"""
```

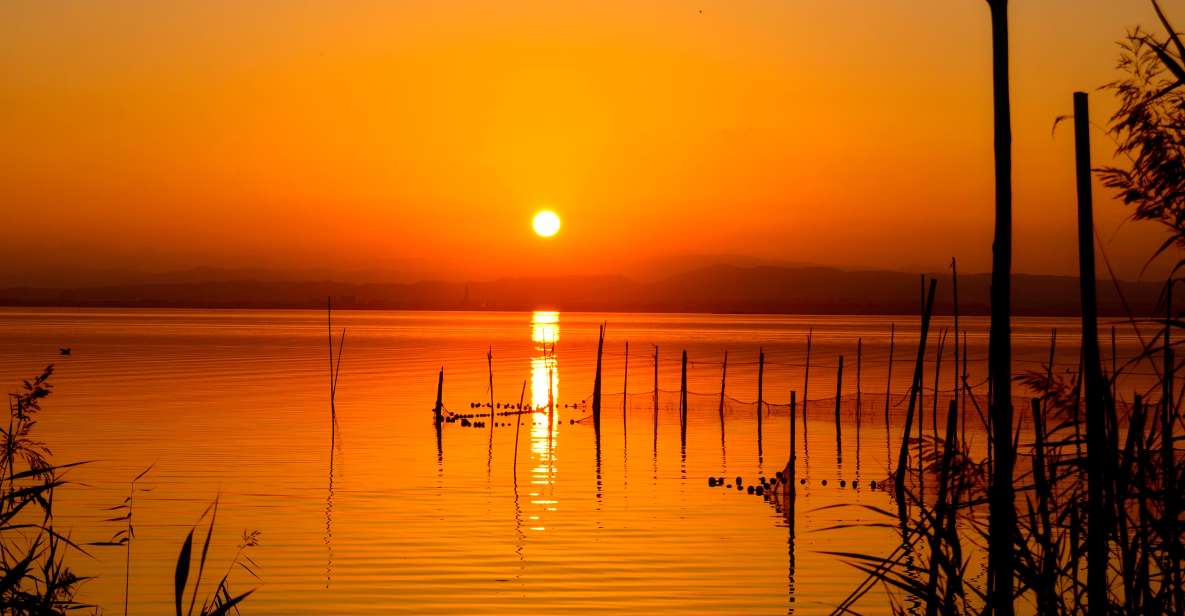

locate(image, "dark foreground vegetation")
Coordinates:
4 1 1185 615
825 1 1185 613
1 366 258 615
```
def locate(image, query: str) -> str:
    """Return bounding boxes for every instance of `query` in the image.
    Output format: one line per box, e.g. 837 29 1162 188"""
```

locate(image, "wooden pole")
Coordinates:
623 340 630 444
834 355 844 456
679 350 688 446
803 331 812 444
918 277 926 465
932 329 947 440
789 390 797 502
547 366 555 440
513 380 526 473
487 347 495 441
961 332 969 448
593 323 605 439
718 351 728 446
652 345 659 453
434 368 445 461
757 348 765 456
952 258 961 445
895 278 938 496
434 368 445 427
986 3 1016 612
1111 326 1117 402
885 323 896 441
856 338 863 432
327 297 336 443
1074 91 1110 615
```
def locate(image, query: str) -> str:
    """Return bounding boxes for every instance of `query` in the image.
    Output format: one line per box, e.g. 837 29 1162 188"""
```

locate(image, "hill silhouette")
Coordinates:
0 264 1172 316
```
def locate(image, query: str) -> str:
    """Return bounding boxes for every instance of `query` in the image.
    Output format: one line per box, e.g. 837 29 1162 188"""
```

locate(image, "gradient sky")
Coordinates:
1 0 1177 283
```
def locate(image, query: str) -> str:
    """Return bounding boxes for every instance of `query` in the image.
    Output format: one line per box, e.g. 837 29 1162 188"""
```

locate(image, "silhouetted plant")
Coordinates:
3 367 259 614
0 365 90 614
1101 0 1185 270
173 497 258 616
92 463 154 616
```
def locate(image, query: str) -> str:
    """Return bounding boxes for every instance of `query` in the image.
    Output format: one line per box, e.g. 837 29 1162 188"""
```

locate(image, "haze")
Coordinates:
0 0 1174 285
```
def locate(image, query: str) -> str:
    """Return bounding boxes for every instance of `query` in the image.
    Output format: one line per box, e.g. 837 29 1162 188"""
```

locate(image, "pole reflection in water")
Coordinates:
528 311 559 532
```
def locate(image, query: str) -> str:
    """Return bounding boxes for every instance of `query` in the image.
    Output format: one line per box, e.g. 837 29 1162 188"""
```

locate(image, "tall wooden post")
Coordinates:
718 351 728 445
757 348 765 455
895 279 937 496
653 345 659 452
856 339 863 431
789 390 797 502
834 355 844 456
986 2 1016 612
885 324 895 439
593 323 605 439
434 367 445 461
623 341 630 443
487 348 495 442
1074 91 1109 615
513 380 526 473
679 350 688 446
803 331 812 443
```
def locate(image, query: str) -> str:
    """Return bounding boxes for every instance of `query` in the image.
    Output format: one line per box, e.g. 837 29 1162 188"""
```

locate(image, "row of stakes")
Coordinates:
707 472 879 497
441 400 589 429
466 401 586 410
443 407 883 493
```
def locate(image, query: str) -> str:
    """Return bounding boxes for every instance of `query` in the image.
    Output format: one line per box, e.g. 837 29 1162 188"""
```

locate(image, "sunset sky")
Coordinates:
1 0 1175 284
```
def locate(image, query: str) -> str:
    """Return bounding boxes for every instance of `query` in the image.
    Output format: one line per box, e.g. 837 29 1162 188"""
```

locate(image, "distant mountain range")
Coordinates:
0 264 1173 316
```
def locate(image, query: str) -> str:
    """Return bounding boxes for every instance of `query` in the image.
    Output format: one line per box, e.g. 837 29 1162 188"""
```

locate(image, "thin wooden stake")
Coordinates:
513 380 526 473
952 257 961 445
932 329 948 441
757 348 765 457
885 324 896 445
961 332 969 448
487 347 495 444
803 331 812 445
789 390 797 502
1074 91 1109 614
834 355 844 458
719 351 728 446
679 349 688 445
652 345 659 453
623 340 630 444
434 367 444 461
327 297 336 442
856 338 863 434
593 323 605 438
895 278 938 497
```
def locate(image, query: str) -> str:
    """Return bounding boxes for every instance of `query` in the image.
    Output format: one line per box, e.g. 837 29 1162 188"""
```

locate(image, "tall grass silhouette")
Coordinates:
3 366 260 614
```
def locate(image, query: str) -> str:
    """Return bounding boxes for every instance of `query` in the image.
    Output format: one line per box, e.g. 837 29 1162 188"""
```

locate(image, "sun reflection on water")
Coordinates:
528 311 560 527
529 311 559 413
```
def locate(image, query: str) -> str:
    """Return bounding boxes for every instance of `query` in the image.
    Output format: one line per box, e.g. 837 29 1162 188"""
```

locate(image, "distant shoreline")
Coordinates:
0 264 1175 318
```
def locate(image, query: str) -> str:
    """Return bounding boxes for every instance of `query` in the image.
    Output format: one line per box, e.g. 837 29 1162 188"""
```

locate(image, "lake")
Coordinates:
0 308 1149 614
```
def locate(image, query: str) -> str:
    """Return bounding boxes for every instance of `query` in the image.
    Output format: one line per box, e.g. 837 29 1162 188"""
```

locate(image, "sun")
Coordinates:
532 210 561 238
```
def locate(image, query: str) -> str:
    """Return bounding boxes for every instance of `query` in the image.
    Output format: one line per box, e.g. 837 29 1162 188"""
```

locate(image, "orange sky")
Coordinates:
0 0 1176 283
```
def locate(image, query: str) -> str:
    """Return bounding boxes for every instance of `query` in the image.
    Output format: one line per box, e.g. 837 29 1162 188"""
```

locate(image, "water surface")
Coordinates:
0 309 1148 613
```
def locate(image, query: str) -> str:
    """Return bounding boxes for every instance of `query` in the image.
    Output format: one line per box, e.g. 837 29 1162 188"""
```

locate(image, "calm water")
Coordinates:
0 309 1150 614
